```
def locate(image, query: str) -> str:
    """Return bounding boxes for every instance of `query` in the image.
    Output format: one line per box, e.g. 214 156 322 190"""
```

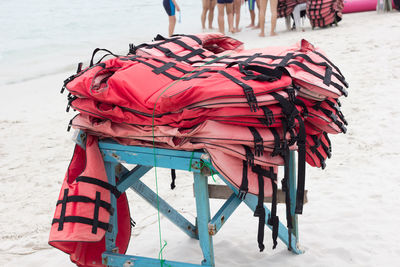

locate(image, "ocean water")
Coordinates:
0 0 206 86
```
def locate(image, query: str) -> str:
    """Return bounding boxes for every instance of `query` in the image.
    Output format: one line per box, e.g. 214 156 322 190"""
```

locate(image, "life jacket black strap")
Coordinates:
55 188 113 234
252 165 278 250
52 216 113 233
270 127 282 157
182 68 212 81
295 116 306 214
171 34 202 45
175 49 207 62
253 165 266 252
248 127 264 157
259 106 275 126
241 65 282 82
239 159 249 200
76 176 122 198
219 70 258 112
58 188 69 231
152 62 176 74
92 191 101 234
277 52 294 67
56 195 114 215
170 169 176 190
89 48 119 67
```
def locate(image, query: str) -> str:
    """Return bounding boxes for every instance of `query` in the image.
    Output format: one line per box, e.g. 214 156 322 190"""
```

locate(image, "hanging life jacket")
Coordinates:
49 135 131 267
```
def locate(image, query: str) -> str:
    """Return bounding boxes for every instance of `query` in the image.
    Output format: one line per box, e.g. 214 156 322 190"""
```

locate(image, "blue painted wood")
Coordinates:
95 138 304 267
129 177 198 239
101 148 205 173
209 194 242 235
102 252 211 267
105 161 118 252
193 173 215 266
117 165 153 193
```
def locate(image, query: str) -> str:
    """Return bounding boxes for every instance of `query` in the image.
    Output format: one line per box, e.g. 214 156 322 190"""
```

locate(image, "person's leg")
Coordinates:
254 0 260 28
168 15 176 36
269 0 278 36
201 0 209 30
259 0 267 37
217 3 225 34
234 0 241 32
226 2 234 33
209 0 217 29
292 3 301 31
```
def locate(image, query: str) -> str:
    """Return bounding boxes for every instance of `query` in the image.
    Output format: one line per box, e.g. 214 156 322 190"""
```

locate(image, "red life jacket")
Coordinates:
49 135 131 267
306 0 343 28
305 132 332 168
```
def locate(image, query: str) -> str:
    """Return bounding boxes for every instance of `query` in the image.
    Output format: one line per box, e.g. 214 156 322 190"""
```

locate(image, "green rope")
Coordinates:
151 53 232 264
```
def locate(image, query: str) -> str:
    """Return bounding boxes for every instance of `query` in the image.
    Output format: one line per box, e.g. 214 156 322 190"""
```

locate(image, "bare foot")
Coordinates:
229 28 235 34
246 24 255 28
259 32 265 37
270 32 277 36
252 25 260 29
235 27 241 32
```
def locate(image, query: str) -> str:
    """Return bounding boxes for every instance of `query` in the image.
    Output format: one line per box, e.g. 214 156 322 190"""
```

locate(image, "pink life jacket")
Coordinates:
133 33 244 63
70 114 287 169
65 55 293 116
129 35 348 100
306 0 343 28
49 135 131 267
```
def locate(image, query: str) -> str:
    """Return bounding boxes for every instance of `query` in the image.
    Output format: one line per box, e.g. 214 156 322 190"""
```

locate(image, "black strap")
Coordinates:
76 176 122 198
270 127 282 157
182 68 212 81
170 169 176 190
241 65 282 82
153 62 176 74
52 216 112 233
259 106 275 126
175 49 206 62
58 189 69 231
248 127 264 157
253 165 266 252
252 165 279 250
277 53 294 67
171 34 202 45
89 48 119 67
267 170 279 249
56 195 114 215
238 159 249 200
219 70 258 112
92 192 101 234
295 116 306 214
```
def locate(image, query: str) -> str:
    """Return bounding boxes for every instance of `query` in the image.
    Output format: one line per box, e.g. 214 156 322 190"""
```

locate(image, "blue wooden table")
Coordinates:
74 131 303 267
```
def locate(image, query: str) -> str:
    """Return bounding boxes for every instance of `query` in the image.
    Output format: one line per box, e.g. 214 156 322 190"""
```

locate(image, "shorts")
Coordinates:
163 0 175 16
217 0 234 4
248 0 256 11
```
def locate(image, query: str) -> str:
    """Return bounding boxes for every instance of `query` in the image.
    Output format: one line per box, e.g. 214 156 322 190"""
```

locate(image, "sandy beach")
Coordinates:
1 9 400 267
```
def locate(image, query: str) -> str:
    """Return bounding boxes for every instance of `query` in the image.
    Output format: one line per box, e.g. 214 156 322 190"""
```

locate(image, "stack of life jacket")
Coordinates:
306 0 344 28
49 33 348 266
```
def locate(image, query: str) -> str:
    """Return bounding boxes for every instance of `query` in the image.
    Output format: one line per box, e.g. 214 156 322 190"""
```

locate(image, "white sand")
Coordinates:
1 10 400 267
